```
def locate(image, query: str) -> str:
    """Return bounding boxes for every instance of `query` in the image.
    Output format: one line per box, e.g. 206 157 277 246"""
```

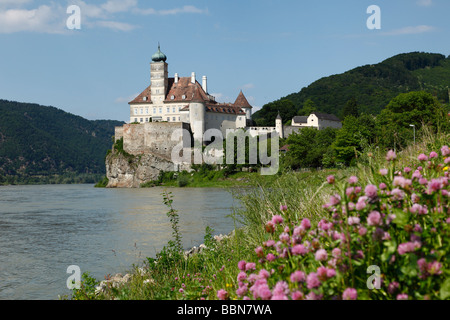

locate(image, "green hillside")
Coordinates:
0 99 124 184
253 52 450 126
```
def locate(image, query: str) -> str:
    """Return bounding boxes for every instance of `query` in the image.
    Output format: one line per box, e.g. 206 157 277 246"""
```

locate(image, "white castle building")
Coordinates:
128 45 252 142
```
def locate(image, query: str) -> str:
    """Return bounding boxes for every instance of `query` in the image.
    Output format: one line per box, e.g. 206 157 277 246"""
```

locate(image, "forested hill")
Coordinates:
253 52 450 126
0 99 124 184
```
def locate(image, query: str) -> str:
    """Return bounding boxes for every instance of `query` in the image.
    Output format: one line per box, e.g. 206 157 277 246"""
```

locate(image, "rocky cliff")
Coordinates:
105 150 188 188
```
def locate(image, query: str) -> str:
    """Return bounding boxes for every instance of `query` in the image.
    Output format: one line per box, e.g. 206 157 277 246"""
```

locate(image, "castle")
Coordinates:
114 45 342 157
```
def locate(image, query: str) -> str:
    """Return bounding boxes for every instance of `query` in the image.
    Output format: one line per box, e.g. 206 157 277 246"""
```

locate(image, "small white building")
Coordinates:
291 113 342 130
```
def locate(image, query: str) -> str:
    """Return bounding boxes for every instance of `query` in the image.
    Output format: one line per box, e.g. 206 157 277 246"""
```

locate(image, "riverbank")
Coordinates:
68 131 449 300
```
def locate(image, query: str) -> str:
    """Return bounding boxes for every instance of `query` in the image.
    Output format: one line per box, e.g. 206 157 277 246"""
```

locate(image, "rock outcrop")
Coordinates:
105 150 190 188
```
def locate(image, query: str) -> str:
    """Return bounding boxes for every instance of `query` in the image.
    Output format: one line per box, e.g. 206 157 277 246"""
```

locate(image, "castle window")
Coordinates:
167 117 170 122
134 108 138 115
134 118 138 122
153 108 156 114
145 108 149 114
143 97 147 101
159 108 162 113
140 118 143 123
172 117 176 122
182 95 186 100
140 108 143 114
171 95 175 100
167 107 170 113
173 107 176 113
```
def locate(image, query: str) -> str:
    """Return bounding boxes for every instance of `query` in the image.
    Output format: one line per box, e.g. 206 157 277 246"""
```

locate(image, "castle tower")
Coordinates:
234 91 253 121
276 113 284 139
150 44 168 104
189 86 206 143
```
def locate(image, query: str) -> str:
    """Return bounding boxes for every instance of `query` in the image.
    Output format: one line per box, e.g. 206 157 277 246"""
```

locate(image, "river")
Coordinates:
0 184 240 300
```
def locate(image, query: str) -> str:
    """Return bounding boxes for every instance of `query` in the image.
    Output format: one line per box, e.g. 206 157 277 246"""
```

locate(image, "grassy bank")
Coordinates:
68 129 449 300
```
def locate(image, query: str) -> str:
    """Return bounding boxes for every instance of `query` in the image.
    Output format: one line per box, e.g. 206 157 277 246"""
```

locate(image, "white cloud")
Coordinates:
417 0 433 7
0 4 67 34
133 5 208 16
96 20 136 32
381 25 435 36
0 1 209 34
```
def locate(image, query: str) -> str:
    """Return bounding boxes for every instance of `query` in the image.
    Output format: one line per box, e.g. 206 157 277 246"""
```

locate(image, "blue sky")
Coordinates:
0 0 449 121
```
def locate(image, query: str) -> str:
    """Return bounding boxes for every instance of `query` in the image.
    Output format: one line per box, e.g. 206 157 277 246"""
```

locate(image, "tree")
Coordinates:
298 99 317 116
376 91 444 149
342 97 360 119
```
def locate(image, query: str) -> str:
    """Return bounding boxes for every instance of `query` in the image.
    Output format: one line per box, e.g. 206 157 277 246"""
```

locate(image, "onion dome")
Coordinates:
151 44 167 62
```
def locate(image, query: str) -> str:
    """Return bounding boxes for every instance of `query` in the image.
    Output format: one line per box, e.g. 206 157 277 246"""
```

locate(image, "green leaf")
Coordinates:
392 209 409 228
440 278 450 300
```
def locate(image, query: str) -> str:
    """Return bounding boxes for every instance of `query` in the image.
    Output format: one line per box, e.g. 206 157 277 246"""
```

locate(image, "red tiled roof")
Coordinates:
129 77 215 105
234 90 252 109
129 77 246 116
129 85 152 104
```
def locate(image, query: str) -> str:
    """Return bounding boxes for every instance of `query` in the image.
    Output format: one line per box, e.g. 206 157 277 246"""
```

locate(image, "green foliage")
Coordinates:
283 127 337 169
94 176 109 188
0 99 124 183
253 52 450 124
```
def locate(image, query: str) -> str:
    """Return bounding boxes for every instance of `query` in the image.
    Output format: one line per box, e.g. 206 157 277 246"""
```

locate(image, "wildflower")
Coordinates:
427 179 442 193
441 145 450 156
387 282 399 295
255 246 264 258
291 291 305 300
365 184 378 199
404 167 411 173
348 216 360 225
332 248 342 258
348 176 358 185
237 272 247 282
342 288 357 300
301 218 312 230
391 188 405 201
379 182 387 190
306 272 321 289
318 219 333 231
397 242 418 255
292 244 307 256
290 271 306 283
245 262 256 272
429 151 438 159
379 168 388 176
328 195 341 206
272 281 289 298
327 175 335 184
272 215 284 225
315 249 328 262
396 293 408 300
418 153 428 161
265 221 275 233
238 261 246 271
367 211 382 226
445 157 450 164
236 285 248 297
386 150 396 161
427 261 443 276
358 226 367 236
266 253 276 262
217 289 229 300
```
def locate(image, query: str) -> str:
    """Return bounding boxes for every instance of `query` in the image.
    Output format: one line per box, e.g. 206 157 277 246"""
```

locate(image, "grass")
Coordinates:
67 128 449 300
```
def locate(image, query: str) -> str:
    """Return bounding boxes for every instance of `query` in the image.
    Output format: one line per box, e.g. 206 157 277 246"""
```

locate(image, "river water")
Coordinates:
0 184 240 300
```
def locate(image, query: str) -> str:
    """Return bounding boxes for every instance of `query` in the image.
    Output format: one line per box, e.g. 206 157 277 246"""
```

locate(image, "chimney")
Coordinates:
191 72 196 84
174 73 179 84
202 76 207 93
